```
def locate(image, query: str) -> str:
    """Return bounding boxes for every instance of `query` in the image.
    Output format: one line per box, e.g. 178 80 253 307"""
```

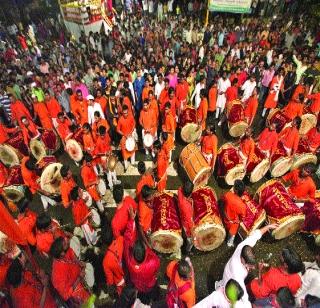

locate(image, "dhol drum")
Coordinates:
0 231 21 259
143 132 154 148
150 193 183 253
267 108 291 133
301 192 320 236
30 130 61 161
291 138 317 170
0 144 21 167
180 107 202 143
191 187 226 251
0 162 8 187
239 191 266 237
179 143 212 187
3 166 25 203
5 131 28 156
227 100 248 137
66 139 84 162
246 145 270 183
125 136 136 152
216 143 246 185
300 106 317 135
256 180 305 239
270 142 293 177
39 157 63 195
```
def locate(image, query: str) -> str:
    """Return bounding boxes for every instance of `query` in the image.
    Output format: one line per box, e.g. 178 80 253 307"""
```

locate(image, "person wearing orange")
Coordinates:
60 165 76 208
201 125 218 168
153 140 169 192
136 161 155 198
166 88 179 118
278 116 301 156
111 184 137 238
222 180 247 247
208 80 218 120
0 122 19 144
121 88 134 116
73 90 88 126
32 94 53 130
56 112 72 142
148 90 159 124
159 78 170 109
20 116 41 148
244 88 258 126
176 74 189 111
307 91 320 114
257 123 279 157
138 184 155 234
44 91 62 126
239 128 255 166
117 105 137 171
95 88 107 114
142 79 152 102
306 123 320 152
282 165 316 203
91 110 110 142
82 123 95 154
166 257 196 308
140 99 158 157
292 80 306 102
9 94 32 126
282 94 304 121
177 180 194 252
80 153 106 212
103 232 125 295
197 89 208 131
225 78 239 103
262 69 285 117
162 102 176 162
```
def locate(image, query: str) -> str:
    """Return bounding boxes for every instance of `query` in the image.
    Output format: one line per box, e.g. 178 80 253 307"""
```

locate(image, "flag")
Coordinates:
0 200 27 245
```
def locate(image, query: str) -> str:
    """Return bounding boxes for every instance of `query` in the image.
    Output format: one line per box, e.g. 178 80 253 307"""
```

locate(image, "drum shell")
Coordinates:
150 193 183 254
179 107 197 128
267 109 291 133
302 194 320 235
6 131 28 156
246 145 269 183
270 143 293 177
256 180 305 239
227 100 248 137
191 187 226 251
291 139 317 170
41 130 61 155
179 143 211 187
3 166 25 202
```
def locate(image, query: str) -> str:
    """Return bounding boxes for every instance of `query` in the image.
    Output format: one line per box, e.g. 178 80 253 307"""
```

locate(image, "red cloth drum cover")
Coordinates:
6 131 28 156
179 107 197 128
302 198 320 234
5 166 24 186
296 138 310 154
268 110 290 133
41 130 58 151
0 162 8 187
37 156 57 170
217 147 241 177
72 128 84 146
227 103 244 124
246 145 266 173
271 142 287 164
258 180 302 220
240 191 265 233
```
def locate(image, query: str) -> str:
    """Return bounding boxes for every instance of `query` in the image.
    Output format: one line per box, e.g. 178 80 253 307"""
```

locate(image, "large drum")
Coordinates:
256 180 305 239
180 107 202 143
239 191 266 237
0 144 21 167
30 130 60 161
150 193 183 253
39 157 63 195
227 100 248 137
66 139 84 162
300 106 317 135
179 143 212 187
216 143 246 185
267 108 291 133
3 166 25 203
246 145 270 183
301 192 320 236
291 138 317 170
191 187 226 251
5 131 28 156
270 142 293 177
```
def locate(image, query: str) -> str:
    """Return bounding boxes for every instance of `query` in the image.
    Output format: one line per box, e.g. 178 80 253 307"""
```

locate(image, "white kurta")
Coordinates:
217 78 231 110
241 80 256 102
88 102 105 125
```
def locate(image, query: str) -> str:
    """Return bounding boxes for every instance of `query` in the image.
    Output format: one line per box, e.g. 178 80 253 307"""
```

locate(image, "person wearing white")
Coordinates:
191 77 206 109
241 76 256 102
155 75 165 100
215 224 277 307
216 73 231 118
295 253 320 306
87 95 105 125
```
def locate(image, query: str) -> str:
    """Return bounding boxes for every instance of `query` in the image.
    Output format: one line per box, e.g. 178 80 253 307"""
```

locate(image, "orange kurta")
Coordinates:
95 96 107 114
176 81 189 108
208 86 218 112
244 96 258 125
149 98 159 123
308 93 320 114
136 173 155 198
279 126 300 154
157 148 169 192
33 102 53 130
138 195 153 233
282 101 303 120
21 157 40 194
46 98 62 118
201 134 218 167
0 124 18 144
240 137 255 162
306 128 320 151
10 100 32 125
258 128 279 155
162 111 175 152
117 114 136 160
60 177 76 208
80 164 100 201
197 98 208 130
92 118 110 141
82 132 95 153
142 86 152 102
292 84 305 102
139 108 158 136
21 121 40 148
56 118 72 141
17 209 37 246
264 76 284 109
73 99 88 125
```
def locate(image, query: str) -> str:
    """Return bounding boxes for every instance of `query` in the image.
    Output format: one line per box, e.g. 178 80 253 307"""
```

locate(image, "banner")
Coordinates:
209 0 252 13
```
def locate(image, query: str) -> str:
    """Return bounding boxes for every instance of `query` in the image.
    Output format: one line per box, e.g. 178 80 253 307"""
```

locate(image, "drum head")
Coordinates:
240 210 266 237
66 139 83 162
229 121 248 138
250 158 270 183
225 164 246 186
150 230 183 254
291 154 317 170
3 185 25 202
193 166 212 187
125 137 135 152
270 157 293 178
30 139 46 161
0 145 20 167
107 155 118 171
300 114 317 135
193 222 226 251
40 163 63 194
143 133 154 148
181 123 202 143
272 214 305 240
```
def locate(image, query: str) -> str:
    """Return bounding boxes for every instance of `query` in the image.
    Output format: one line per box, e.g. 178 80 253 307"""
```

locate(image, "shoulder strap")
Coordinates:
177 281 192 296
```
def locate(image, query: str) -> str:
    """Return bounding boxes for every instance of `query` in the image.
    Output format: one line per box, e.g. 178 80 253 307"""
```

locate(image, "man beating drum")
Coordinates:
200 125 218 169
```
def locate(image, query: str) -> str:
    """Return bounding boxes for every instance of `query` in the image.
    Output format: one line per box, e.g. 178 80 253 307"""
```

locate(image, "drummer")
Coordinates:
82 123 95 154
282 93 304 121
305 123 320 153
244 88 258 126
256 123 279 158
162 102 175 162
278 116 301 156
197 89 208 131
91 111 109 141
239 127 255 166
56 112 73 143
153 140 169 192
20 116 41 149
200 125 218 169
139 99 158 157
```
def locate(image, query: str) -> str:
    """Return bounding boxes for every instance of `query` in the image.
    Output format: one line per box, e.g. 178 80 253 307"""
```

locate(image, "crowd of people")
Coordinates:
0 1 319 307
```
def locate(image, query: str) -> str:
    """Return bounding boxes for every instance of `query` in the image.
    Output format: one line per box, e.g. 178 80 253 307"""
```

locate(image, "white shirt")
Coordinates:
193 287 248 308
295 261 320 304
155 81 165 100
191 82 205 109
217 78 231 109
216 230 262 306
88 102 105 125
241 80 256 102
